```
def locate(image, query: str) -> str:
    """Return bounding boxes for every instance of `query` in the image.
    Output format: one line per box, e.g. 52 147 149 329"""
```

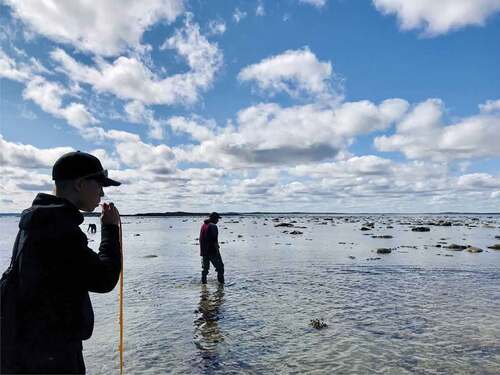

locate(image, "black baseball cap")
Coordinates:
209 212 221 219
52 151 121 187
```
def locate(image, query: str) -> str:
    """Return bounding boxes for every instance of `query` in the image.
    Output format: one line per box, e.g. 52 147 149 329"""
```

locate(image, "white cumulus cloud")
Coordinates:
374 99 500 160
456 173 500 190
167 116 216 142
373 0 500 36
238 48 337 100
174 99 408 168
113 138 177 175
0 48 32 81
51 16 222 106
479 99 500 113
0 134 73 168
124 101 164 140
22 76 97 128
4 0 184 56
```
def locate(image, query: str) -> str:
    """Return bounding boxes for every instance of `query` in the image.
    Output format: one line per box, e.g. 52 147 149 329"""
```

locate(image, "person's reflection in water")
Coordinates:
193 284 225 371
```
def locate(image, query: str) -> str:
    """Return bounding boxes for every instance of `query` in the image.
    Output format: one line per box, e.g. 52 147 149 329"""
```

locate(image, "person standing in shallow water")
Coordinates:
200 212 224 284
0 151 122 374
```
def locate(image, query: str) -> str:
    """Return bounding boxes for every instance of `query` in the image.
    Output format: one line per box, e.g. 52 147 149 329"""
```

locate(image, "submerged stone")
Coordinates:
466 246 483 253
438 221 452 226
447 244 467 251
274 223 294 227
376 248 392 254
412 227 430 232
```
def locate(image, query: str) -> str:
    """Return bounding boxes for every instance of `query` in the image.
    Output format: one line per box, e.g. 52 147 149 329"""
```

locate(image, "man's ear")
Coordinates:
73 178 85 192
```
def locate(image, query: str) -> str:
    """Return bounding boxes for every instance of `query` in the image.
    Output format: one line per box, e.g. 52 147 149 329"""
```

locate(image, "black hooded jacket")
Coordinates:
7 193 121 351
199 219 219 256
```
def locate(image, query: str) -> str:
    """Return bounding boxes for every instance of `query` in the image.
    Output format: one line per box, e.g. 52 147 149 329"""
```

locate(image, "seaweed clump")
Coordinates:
310 319 328 329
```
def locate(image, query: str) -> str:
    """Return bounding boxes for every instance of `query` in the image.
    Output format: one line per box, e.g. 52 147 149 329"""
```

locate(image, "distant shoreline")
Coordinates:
1 211 500 217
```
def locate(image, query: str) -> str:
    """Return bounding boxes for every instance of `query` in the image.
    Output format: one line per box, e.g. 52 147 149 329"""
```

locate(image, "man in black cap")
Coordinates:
199 212 224 284
1 151 122 374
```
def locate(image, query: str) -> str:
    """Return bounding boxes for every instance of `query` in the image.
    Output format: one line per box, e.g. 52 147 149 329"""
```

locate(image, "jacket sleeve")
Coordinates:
73 224 122 293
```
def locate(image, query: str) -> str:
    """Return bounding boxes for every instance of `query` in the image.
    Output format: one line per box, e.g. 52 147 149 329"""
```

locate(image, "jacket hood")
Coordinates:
19 193 84 230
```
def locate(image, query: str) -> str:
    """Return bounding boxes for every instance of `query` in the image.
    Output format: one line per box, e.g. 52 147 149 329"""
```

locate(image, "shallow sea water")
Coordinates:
1 214 499 374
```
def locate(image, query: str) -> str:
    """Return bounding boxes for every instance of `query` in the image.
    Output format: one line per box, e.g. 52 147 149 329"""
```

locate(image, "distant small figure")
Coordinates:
199 212 224 284
87 223 97 233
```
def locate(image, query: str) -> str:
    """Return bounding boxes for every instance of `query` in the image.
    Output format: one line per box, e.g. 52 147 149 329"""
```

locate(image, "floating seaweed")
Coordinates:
310 319 328 329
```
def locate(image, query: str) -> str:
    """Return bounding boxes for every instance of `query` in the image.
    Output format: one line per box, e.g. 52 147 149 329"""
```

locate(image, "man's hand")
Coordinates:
101 202 120 226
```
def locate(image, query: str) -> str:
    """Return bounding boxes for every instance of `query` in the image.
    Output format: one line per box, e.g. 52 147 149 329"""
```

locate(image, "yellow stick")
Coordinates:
119 220 124 375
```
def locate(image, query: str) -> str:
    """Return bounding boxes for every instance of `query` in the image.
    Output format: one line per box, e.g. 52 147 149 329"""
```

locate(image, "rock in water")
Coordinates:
447 244 467 251
438 221 452 226
310 319 328 329
487 244 500 250
376 248 392 254
274 223 294 227
412 227 430 232
465 246 483 253
289 230 303 235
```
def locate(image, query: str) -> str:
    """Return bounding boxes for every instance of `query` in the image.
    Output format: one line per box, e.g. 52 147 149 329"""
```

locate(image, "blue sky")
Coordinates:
1 0 500 213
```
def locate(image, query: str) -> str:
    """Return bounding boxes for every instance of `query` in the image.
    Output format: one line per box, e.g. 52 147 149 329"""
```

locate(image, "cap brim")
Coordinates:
101 177 121 187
